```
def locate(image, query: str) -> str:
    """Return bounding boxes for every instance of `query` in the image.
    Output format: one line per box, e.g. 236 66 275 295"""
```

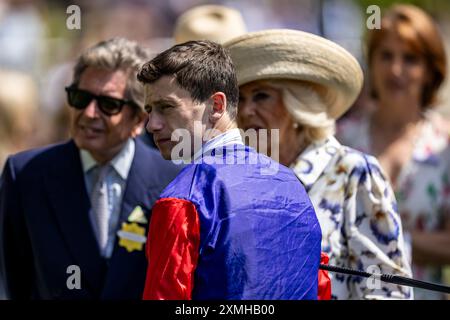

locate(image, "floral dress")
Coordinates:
291 136 412 299
337 111 450 299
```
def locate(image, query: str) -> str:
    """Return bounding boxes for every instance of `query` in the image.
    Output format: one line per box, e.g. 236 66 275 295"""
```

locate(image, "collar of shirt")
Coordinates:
80 138 135 180
290 135 341 189
192 128 244 162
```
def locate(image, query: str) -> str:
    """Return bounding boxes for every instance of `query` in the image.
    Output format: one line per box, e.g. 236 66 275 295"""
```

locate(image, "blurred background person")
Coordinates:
0 69 38 299
0 70 39 171
337 4 450 299
226 29 412 299
0 0 46 77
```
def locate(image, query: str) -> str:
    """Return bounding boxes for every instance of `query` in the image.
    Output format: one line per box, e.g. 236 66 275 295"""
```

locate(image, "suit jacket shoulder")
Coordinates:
6 140 77 180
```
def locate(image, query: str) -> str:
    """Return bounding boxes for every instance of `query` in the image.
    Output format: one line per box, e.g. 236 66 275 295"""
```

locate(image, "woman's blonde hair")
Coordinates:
260 79 335 144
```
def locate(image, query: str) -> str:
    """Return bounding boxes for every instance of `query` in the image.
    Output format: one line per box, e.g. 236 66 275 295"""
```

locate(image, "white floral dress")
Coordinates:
291 136 412 299
337 111 450 299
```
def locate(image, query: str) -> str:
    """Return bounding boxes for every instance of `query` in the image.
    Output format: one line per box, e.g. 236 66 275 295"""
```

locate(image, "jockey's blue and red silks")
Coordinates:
143 144 324 300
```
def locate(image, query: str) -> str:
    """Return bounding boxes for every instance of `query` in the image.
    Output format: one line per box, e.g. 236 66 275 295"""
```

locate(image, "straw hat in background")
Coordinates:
173 5 247 44
224 29 364 120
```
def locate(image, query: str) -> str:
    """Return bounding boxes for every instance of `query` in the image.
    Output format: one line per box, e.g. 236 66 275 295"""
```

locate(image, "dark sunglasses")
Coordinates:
65 86 139 116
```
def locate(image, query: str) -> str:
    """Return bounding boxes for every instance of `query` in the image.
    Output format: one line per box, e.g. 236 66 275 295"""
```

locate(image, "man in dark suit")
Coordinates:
0 38 179 299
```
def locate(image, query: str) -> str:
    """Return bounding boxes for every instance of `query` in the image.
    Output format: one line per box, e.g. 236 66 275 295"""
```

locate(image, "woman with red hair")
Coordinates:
338 4 450 299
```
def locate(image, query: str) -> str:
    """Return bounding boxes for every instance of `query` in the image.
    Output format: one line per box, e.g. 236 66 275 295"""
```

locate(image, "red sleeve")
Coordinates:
142 198 201 300
318 252 332 300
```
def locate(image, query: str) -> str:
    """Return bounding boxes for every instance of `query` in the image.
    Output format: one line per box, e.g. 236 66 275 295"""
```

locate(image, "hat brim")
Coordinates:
224 29 363 119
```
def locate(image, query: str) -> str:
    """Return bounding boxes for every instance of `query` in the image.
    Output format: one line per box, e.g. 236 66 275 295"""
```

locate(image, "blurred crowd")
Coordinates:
1 0 450 166
1 0 450 299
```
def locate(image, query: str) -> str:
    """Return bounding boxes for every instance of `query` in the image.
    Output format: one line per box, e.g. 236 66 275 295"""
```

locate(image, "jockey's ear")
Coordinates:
208 92 227 125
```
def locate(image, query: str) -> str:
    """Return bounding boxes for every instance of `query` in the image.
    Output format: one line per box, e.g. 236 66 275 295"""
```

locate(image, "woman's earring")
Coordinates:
292 122 299 129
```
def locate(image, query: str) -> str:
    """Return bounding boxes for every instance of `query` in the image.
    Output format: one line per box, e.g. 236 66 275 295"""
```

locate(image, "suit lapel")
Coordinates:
44 140 105 294
117 139 159 231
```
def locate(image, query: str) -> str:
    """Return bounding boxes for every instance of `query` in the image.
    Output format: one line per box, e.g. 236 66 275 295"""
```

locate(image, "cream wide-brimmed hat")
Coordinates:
174 5 247 44
224 29 363 120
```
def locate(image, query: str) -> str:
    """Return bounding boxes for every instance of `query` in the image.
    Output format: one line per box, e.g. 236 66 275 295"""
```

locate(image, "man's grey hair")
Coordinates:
72 37 151 112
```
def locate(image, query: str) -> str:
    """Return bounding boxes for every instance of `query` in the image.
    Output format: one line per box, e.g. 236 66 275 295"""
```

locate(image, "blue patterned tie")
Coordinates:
91 165 110 256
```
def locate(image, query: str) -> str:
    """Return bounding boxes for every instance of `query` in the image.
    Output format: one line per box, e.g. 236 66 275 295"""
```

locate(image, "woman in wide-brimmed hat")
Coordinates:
225 29 412 300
